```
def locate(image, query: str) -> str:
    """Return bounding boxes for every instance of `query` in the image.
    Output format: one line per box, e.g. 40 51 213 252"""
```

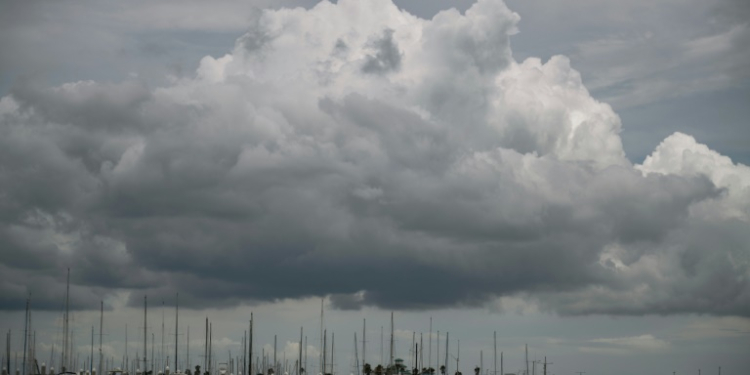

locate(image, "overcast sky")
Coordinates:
0 0 748 375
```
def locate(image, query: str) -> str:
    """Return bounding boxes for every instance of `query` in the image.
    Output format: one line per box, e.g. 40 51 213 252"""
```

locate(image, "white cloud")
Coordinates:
0 0 748 318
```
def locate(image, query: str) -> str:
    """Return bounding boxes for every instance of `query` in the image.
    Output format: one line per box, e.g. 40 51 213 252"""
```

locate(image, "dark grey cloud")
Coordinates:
362 29 402 74
0 0 748 318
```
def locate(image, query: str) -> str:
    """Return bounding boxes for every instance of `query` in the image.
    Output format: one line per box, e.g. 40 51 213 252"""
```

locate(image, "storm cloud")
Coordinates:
0 0 748 316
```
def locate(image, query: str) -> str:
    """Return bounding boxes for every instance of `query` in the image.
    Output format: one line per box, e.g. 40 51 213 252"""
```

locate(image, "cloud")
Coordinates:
0 0 748 317
579 334 669 355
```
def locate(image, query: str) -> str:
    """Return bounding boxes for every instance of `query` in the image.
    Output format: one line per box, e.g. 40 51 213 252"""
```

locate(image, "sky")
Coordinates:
0 0 749 374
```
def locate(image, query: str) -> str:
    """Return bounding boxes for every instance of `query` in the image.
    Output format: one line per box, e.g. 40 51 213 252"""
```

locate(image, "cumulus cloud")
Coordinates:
0 0 748 317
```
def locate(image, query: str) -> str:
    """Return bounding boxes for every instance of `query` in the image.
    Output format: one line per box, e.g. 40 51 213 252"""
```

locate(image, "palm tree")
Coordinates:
474 367 480 375
364 364 372 375
375 365 384 375
439 367 445 375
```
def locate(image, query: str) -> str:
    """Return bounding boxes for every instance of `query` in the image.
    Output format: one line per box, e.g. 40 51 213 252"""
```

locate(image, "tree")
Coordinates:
439 366 445 375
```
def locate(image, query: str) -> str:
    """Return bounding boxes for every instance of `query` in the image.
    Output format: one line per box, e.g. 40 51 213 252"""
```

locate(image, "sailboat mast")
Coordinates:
253 318 256 375
411 333 415 370
389 313 393 369
354 333 359 375
22 297 28 375
379 327 383 367
175 294 179 372
145 296 148 374
362 319 365 370
209 323 212 375
428 318 432 373
7 330 11 375
162 301 165 373
298 328 303 375
444 333 448 375
63 268 70 372
319 300 324 375
99 301 103 375
493 332 496 375
322 331 327 375
420 333 423 371
455 340 459 374
273 336 277 375
204 318 208 374
524 345 528 375
90 327 94 375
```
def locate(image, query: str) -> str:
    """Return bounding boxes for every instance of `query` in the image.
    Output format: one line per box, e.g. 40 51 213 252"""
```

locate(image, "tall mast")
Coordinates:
162 301 165 373
322 331 326 375
411 333 415 370
413 342 417 374
379 327 383 367
145 296 148 374
455 340 459 374
420 333 423 371
273 336 277 375
99 301 103 375
319 300 324 375
361 319 365 370
524 345 528 375
443 333 448 375
90 327 94 375
204 318 208 375
7 330 11 375
175 294 179 372
500 352 502 375
436 331 439 373
248 314 253 375
428 318 432 372
63 268 70 372
298 328 303 375
493 332 496 375
209 323 212 375
330 333 334 375
389 313 393 368
22 297 29 375
354 334 359 375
